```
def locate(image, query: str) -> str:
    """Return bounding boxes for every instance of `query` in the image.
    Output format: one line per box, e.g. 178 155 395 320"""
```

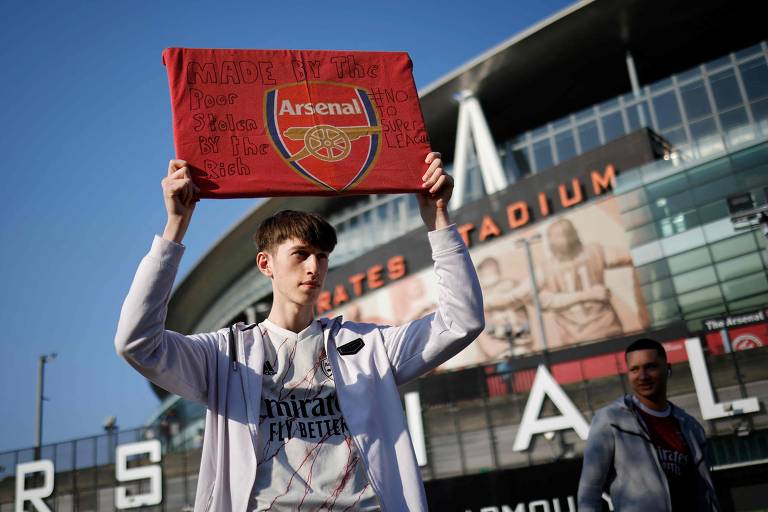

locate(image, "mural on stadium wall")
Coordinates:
332 196 650 370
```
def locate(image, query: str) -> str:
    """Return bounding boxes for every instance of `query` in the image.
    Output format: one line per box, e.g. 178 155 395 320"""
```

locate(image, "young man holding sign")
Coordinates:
115 152 484 511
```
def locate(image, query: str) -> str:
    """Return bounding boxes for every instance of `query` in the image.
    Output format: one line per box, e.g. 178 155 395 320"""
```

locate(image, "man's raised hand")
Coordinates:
162 159 199 243
417 152 453 231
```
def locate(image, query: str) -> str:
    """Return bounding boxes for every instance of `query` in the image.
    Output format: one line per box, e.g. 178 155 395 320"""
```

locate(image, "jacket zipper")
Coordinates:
323 320 387 511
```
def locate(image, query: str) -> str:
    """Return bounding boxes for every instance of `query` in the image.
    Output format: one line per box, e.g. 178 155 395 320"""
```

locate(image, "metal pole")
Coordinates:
34 355 45 460
521 238 549 352
625 51 647 127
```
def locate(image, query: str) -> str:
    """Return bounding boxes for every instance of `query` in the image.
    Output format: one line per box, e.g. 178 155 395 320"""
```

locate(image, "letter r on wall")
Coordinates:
15 460 54 512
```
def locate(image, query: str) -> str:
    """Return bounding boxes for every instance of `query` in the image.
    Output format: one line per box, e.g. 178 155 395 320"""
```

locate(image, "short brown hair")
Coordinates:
254 210 337 254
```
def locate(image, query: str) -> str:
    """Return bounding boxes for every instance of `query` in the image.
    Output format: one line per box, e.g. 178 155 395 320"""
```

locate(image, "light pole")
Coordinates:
34 353 57 460
516 235 549 354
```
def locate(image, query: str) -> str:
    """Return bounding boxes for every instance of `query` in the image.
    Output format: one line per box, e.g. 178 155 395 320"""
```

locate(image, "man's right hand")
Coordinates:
161 159 199 243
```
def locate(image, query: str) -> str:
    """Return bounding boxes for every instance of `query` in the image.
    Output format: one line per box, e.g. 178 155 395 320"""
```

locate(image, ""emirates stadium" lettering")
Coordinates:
279 99 362 116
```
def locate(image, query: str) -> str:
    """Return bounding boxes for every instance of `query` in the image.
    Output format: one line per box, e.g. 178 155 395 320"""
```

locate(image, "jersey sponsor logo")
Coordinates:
264 81 381 192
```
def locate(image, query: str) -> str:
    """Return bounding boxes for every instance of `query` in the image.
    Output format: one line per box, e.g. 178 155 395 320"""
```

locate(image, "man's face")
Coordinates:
547 223 573 260
260 238 329 307
626 349 668 402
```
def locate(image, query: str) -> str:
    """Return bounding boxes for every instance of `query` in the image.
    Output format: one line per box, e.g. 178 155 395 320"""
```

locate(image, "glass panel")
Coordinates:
626 101 651 131
735 43 764 61
532 138 554 172
601 111 626 142
661 127 688 149
636 260 671 285
716 253 764 281
667 246 712 274
531 124 549 139
719 107 753 146
710 232 758 261
680 80 713 121
739 59 768 101
642 278 676 303
650 190 694 219
577 121 600 152
697 200 729 224
647 298 680 324
627 223 659 246
657 210 698 237
552 116 571 131
692 175 738 205
706 55 732 72
554 129 577 163
689 117 724 157
729 292 768 312
652 91 683 129
645 173 688 202
710 69 744 111
673 267 718 295
507 146 532 178
574 106 595 122
750 98 768 136
650 77 674 93
721 271 768 301
677 284 723 313
599 98 620 112
677 66 702 83
686 156 730 186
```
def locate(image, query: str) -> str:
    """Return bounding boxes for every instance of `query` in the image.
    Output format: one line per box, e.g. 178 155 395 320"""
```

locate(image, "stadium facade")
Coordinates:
3 1 768 510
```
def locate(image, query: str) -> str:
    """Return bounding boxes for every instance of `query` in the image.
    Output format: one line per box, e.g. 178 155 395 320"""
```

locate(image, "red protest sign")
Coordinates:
162 48 432 198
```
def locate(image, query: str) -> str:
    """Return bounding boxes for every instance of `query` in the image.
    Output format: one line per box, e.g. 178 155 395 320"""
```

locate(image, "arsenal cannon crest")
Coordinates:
265 81 382 192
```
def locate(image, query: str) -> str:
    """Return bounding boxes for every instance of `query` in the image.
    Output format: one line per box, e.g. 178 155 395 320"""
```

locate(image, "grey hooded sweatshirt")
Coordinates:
577 395 721 511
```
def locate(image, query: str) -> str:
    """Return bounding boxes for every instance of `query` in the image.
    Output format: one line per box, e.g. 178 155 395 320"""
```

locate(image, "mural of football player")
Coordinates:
540 217 634 346
476 257 533 359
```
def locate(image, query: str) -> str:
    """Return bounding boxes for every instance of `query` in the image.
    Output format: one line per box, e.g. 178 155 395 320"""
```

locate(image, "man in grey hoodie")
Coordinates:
577 338 721 511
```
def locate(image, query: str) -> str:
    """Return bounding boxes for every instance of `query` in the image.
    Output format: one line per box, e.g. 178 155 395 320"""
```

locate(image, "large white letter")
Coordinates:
513 365 590 451
115 440 162 509
685 338 760 419
15 460 54 512
404 392 427 466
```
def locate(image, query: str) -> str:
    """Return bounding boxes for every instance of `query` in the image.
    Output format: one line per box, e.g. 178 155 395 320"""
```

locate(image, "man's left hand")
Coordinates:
417 152 453 231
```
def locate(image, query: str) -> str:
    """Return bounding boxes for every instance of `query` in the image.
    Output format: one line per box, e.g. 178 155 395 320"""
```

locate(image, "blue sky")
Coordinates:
0 0 571 452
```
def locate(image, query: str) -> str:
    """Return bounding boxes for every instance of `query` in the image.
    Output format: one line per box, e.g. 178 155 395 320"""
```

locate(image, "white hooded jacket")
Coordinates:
115 225 484 511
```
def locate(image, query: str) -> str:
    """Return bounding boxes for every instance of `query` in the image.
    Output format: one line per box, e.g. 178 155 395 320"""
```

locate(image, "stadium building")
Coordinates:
3 1 768 510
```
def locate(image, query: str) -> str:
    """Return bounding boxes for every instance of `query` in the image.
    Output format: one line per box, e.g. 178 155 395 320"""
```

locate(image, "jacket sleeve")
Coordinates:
114 236 219 405
379 225 484 385
578 410 615 512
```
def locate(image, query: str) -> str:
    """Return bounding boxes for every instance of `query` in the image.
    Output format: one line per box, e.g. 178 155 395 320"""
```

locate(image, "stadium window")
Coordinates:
641 278 676 303
739 58 768 102
729 292 768 312
667 246 712 275
673 267 719 295
719 107 753 146
715 253 764 281
685 156 730 186
751 98 768 135
600 111 626 143
720 271 768 302
735 43 765 61
636 259 671 286
505 144 532 180
626 101 651 131
677 65 703 84
647 297 681 325
661 127 689 152
689 117 724 157
705 55 732 72
650 77 674 93
697 199 730 224
710 232 758 262
680 80 713 121
627 222 659 246
677 284 723 314
710 69 744 111
554 129 577 163
652 91 683 130
532 138 554 172
577 120 600 152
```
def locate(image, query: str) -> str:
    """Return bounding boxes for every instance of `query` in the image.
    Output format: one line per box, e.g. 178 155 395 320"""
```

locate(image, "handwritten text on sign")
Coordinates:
163 49 431 198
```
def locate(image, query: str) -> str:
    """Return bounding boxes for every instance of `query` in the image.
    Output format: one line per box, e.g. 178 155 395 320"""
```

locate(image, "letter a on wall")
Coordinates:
513 365 590 451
